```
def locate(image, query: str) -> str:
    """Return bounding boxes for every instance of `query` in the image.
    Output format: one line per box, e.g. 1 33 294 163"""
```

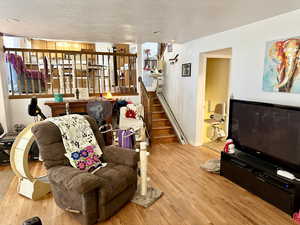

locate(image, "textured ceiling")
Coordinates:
0 0 300 43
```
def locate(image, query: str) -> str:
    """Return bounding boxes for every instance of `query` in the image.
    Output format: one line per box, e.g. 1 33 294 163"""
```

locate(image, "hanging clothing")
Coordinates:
6 53 26 76
6 53 49 85
117 129 136 149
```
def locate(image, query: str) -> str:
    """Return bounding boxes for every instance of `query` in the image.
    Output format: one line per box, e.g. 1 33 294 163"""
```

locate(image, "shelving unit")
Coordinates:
221 150 300 215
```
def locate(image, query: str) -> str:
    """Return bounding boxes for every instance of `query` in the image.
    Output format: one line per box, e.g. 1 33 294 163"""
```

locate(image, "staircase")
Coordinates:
138 77 179 144
150 93 178 144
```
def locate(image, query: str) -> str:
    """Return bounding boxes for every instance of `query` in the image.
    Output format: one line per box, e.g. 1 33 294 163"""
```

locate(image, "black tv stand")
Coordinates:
220 150 300 215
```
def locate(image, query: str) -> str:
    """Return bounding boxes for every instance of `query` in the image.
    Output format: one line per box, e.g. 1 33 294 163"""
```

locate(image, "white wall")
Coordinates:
9 98 52 125
0 36 11 132
3 36 31 48
0 36 32 131
163 9 300 146
95 42 113 52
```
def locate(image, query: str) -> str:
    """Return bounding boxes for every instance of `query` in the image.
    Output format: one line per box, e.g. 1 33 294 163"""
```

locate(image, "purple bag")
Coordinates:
117 129 135 149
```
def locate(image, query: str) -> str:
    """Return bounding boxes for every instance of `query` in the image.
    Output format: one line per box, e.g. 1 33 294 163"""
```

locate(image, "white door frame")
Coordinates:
196 52 232 146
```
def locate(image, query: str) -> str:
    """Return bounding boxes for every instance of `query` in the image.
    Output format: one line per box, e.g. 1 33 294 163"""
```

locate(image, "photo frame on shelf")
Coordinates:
182 63 191 77
77 88 89 99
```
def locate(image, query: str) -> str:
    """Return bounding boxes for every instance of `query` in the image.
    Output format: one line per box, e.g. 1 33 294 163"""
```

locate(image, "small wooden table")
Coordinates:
44 99 115 117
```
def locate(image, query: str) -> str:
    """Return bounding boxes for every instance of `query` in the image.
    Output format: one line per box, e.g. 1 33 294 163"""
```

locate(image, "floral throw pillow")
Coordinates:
125 108 137 119
70 145 106 173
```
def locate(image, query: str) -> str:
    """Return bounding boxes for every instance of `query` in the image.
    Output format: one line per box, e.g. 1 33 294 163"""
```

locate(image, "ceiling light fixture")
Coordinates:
6 18 20 23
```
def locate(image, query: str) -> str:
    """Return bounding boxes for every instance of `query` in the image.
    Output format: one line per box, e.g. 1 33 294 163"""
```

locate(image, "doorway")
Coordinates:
201 49 232 152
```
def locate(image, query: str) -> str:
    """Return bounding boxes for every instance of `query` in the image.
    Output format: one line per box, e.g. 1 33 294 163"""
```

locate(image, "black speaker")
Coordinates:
29 141 39 160
22 217 42 225
0 123 4 136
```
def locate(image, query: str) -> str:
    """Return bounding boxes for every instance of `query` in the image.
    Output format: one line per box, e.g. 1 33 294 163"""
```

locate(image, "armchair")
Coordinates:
31 116 138 225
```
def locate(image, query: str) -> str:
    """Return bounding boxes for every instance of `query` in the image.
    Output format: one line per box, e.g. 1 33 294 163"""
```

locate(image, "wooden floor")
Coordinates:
202 141 225 153
0 144 294 225
0 163 14 200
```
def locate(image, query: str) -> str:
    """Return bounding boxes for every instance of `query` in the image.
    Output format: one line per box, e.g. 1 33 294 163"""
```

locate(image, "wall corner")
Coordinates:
0 35 11 131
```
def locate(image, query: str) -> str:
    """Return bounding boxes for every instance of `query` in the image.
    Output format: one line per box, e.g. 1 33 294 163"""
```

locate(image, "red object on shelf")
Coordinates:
223 139 233 153
293 211 300 224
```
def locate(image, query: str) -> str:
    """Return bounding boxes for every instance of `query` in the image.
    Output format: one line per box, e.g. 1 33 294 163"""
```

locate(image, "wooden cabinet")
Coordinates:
31 40 95 51
114 44 129 54
44 100 115 125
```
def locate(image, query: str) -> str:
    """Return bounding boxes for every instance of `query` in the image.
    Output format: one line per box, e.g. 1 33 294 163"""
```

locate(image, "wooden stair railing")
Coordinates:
4 47 138 99
138 76 152 138
138 76 178 144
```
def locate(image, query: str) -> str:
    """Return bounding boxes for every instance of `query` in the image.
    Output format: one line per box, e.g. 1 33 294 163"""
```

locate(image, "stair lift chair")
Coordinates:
204 103 226 141
31 116 138 225
149 73 164 93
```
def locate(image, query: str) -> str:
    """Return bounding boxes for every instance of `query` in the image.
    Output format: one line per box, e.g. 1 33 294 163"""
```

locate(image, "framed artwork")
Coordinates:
167 43 173 52
77 88 89 99
182 63 191 77
263 37 300 93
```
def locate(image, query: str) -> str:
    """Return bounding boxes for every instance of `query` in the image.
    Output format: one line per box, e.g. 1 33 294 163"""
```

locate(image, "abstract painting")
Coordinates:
263 37 300 93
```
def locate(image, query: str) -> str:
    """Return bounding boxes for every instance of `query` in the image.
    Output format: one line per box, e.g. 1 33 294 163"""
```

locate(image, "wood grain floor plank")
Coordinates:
0 143 294 225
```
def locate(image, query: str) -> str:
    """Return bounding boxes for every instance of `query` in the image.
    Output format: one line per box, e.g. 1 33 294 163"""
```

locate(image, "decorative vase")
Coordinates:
54 94 63 102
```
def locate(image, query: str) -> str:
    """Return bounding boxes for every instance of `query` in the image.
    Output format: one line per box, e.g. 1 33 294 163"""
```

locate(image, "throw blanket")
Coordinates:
6 53 26 75
47 114 106 172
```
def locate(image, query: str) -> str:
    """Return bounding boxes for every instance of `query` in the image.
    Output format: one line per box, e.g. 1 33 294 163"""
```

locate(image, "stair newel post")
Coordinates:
138 76 152 140
139 141 149 196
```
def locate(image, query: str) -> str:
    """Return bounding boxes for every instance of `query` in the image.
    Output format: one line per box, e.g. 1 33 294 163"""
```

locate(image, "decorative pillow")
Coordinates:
126 104 143 118
70 145 106 173
125 108 137 119
47 114 106 173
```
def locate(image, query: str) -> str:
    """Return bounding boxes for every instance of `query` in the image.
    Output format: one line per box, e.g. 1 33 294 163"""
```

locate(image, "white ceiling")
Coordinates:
1 0 300 44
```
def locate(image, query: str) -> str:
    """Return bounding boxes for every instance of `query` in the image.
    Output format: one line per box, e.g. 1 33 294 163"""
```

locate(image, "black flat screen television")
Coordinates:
229 99 300 172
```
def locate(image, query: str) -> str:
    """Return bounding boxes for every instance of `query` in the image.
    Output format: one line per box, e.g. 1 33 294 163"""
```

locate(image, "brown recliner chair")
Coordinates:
31 116 138 225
